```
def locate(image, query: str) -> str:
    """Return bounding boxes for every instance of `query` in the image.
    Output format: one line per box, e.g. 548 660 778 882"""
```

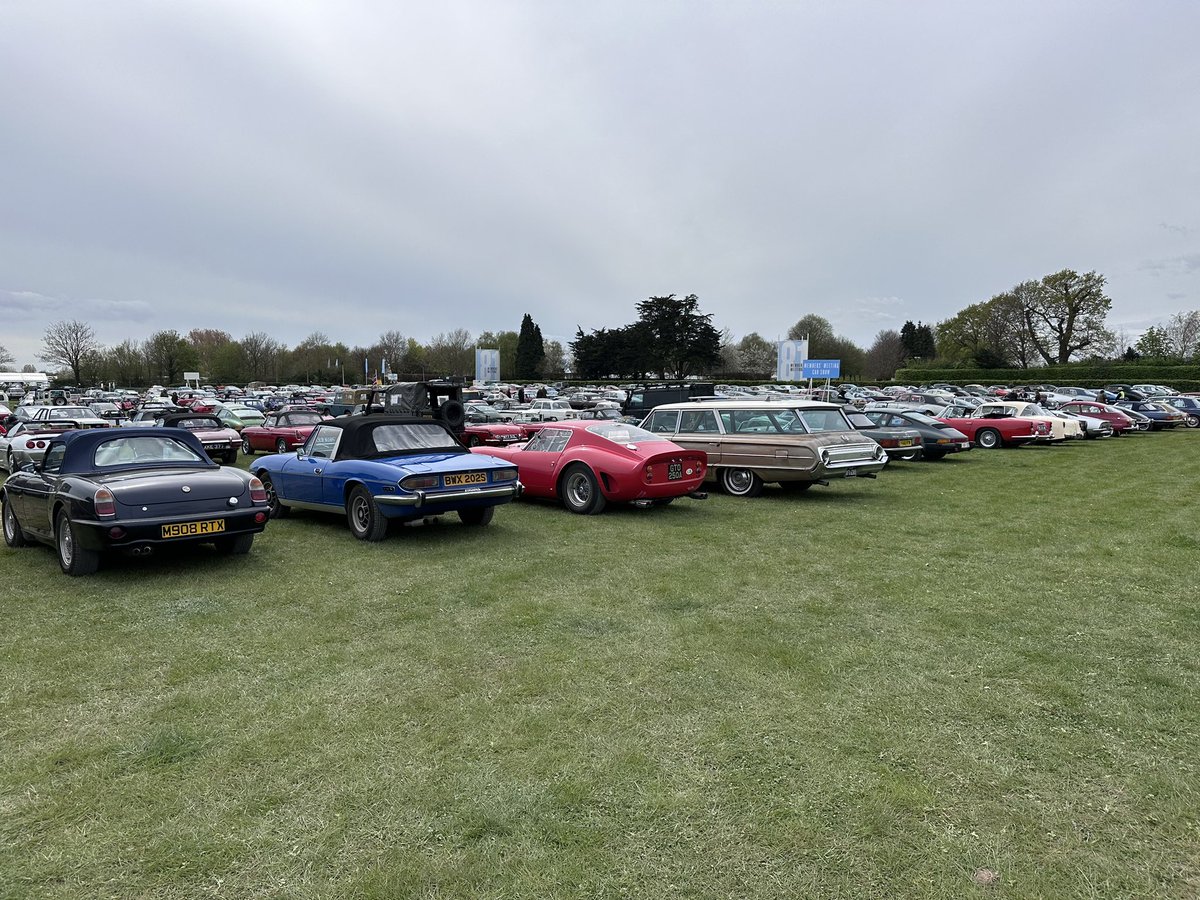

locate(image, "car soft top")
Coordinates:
50 427 217 475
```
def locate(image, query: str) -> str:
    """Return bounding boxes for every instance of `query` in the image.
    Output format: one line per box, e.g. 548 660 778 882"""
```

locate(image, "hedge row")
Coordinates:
891 364 1200 390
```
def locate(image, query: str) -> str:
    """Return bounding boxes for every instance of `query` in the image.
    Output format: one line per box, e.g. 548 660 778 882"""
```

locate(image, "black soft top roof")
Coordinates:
54 427 215 474
315 415 463 460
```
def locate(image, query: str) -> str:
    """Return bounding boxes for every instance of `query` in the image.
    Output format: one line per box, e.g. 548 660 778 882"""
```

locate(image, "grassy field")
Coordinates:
2 432 1199 899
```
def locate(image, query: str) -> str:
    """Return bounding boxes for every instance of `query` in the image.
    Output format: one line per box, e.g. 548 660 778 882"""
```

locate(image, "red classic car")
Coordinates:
160 412 241 464
1057 400 1139 435
934 403 1051 449
470 420 707 514
241 410 327 455
461 422 527 447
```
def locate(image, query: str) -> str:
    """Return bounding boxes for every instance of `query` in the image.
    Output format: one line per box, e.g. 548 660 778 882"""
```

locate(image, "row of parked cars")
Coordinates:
2 380 1195 577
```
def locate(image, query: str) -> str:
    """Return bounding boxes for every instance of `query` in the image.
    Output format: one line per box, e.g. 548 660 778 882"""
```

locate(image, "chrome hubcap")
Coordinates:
726 470 752 492
567 474 591 506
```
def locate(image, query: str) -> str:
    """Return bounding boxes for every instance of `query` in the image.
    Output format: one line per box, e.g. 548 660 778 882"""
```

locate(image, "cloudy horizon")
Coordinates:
3 0 1198 370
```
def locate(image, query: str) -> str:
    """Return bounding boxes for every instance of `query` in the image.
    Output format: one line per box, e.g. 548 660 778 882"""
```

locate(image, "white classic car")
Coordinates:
978 401 1083 442
517 399 578 422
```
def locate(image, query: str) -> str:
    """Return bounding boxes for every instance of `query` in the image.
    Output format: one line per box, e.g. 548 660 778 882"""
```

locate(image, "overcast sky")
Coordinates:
3 0 1198 370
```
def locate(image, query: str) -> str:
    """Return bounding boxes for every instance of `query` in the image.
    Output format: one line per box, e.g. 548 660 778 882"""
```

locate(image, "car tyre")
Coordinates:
53 396 66 406
56 510 99 576
720 467 764 498
975 428 1002 449
223 448 238 465
458 506 495 526
1185 414 1200 428
276 438 289 454
214 533 254 555
346 485 388 541
4 449 13 472
258 472 290 519
465 434 483 447
560 464 607 515
3 494 29 547
242 438 254 455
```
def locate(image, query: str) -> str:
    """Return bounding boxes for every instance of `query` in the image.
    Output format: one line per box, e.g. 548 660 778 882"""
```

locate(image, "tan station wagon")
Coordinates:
641 399 887 497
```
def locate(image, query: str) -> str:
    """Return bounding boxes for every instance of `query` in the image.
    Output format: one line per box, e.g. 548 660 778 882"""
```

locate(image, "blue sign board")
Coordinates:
803 359 841 379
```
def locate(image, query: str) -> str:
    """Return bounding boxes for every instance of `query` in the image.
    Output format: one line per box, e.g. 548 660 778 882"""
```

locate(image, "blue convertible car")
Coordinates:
248 416 522 540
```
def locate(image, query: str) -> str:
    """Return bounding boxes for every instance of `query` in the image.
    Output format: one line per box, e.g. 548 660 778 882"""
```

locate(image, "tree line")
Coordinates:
9 273 1197 386
25 316 566 388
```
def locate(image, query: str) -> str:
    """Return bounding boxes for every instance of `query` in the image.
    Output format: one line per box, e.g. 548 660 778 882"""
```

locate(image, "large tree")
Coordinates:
786 314 836 355
103 339 145 386
0 344 14 371
240 332 283 383
40 319 101 385
635 294 721 378
425 329 474 377
1164 311 1200 360
865 329 906 380
570 324 653 380
187 329 233 381
1022 269 1113 365
144 330 197 385
736 332 777 377
540 339 567 379
515 314 546 379
899 321 936 360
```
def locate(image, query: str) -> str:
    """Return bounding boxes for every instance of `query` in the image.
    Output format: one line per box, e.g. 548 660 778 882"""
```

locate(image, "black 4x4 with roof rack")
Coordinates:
622 382 715 420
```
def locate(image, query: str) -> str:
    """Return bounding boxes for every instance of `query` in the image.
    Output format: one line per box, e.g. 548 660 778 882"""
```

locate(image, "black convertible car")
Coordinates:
2 427 271 575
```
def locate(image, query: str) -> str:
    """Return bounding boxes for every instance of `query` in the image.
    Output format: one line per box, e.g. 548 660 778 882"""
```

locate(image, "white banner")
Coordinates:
475 348 500 383
775 339 808 381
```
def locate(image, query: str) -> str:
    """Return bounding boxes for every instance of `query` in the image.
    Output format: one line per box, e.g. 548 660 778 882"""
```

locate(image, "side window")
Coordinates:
41 442 66 473
307 426 340 459
525 428 568 452
646 410 680 434
678 410 718 433
265 416 278 428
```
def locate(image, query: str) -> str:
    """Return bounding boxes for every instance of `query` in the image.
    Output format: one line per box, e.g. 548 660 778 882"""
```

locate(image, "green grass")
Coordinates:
2 433 1199 899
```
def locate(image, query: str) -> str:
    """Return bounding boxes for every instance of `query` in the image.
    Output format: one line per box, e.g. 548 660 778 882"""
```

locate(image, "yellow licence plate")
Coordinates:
443 472 488 487
898 439 913 446
162 519 226 539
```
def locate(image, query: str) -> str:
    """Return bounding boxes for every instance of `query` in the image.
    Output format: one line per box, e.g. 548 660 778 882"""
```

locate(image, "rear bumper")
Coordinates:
374 482 522 509
74 509 269 551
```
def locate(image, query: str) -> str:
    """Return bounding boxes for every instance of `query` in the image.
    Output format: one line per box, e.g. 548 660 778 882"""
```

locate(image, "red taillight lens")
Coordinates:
94 487 116 517
249 476 267 503
644 465 653 483
400 475 439 490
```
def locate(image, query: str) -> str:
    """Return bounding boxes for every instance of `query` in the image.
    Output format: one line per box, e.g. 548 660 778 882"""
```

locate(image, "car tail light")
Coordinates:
644 464 653 483
249 476 267 503
493 468 517 482
94 487 116 518
401 475 439 490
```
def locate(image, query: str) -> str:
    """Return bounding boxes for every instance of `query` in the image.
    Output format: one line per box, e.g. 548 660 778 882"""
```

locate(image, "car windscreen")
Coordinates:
585 423 669 444
93 435 207 467
170 418 222 430
56 407 93 418
367 422 460 454
284 412 325 425
844 413 875 428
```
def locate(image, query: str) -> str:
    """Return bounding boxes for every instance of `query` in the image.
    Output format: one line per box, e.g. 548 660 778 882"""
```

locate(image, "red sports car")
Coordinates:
1057 400 1139 435
934 403 1051 449
241 410 327 455
470 420 707 514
